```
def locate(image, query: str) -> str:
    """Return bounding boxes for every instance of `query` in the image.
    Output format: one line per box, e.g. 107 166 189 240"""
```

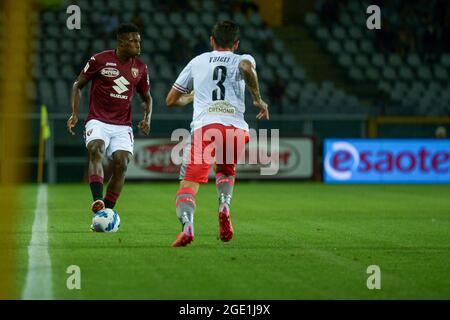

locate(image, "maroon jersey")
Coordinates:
81 50 150 126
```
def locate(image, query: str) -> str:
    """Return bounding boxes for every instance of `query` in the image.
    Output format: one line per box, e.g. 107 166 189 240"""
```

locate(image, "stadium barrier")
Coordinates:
7 113 374 182
127 137 315 180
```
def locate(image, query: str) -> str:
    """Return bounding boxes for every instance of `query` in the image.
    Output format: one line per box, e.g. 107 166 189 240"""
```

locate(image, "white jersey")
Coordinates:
172 50 256 132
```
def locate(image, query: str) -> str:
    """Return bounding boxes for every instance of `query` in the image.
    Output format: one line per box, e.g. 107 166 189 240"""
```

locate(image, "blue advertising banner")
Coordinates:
323 139 450 183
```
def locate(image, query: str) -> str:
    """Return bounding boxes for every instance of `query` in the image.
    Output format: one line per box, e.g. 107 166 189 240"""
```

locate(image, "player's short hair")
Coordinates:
116 23 140 39
212 21 240 48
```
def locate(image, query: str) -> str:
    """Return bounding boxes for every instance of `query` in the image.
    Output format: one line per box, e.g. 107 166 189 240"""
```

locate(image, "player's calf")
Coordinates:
173 187 196 247
216 173 235 242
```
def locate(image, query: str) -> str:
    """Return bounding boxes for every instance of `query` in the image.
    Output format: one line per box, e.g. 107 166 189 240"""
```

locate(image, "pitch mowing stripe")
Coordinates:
22 184 53 300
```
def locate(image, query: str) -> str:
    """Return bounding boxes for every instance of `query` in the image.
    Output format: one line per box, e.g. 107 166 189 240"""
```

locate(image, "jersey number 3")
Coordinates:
212 66 227 101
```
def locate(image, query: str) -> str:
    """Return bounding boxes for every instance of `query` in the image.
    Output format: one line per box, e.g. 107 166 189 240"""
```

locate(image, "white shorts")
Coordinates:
84 119 134 159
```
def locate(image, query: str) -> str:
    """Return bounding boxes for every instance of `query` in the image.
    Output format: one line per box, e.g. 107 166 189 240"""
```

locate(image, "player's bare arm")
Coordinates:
67 74 89 135
239 59 269 120
138 91 152 135
166 88 194 108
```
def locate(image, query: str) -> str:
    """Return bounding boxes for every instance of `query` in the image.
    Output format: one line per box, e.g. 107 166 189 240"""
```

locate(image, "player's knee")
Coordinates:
113 154 130 174
215 164 235 176
88 143 105 162
180 180 199 194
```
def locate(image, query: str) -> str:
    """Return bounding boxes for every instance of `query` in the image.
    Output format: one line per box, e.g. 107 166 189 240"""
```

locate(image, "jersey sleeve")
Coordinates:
137 65 151 95
80 55 102 80
237 54 257 81
172 59 194 94
240 54 256 69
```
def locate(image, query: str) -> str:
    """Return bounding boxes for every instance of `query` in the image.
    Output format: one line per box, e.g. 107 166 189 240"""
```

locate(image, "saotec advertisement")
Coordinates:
324 139 450 183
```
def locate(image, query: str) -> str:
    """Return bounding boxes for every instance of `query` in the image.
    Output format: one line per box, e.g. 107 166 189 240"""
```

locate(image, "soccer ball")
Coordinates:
91 208 121 233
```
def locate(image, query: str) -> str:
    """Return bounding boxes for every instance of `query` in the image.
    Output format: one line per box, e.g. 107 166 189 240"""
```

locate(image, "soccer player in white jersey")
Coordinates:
166 21 269 247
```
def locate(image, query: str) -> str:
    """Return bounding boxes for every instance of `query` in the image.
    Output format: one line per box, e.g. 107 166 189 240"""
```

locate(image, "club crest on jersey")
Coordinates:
101 67 119 78
131 68 139 78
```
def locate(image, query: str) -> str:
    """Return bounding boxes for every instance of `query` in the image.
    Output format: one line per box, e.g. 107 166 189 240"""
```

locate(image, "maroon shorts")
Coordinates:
179 123 250 183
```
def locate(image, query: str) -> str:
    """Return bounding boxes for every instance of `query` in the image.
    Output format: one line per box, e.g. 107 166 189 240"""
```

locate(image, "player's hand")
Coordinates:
67 114 78 135
254 99 269 120
138 119 151 135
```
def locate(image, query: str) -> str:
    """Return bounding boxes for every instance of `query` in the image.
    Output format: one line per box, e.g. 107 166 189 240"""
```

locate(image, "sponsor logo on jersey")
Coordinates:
207 101 236 115
86 129 93 136
106 62 117 66
110 93 129 99
112 76 130 94
101 67 120 78
131 67 139 78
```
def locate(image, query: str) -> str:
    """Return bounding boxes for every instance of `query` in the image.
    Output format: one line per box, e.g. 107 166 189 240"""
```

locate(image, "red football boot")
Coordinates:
218 203 234 242
91 199 105 213
172 225 194 247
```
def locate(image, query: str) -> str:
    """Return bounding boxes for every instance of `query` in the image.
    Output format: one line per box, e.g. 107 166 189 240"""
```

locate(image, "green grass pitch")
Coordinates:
15 182 450 299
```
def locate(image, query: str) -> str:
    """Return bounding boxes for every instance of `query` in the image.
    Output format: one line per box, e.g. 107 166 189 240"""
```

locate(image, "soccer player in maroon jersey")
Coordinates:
67 23 152 219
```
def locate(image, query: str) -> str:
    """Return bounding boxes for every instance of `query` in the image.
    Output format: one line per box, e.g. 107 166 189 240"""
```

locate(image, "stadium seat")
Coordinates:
433 65 448 81
338 54 352 68
339 12 353 27
382 66 396 81
406 53 421 68
153 12 167 26
304 12 319 27
366 67 380 81
398 66 414 80
201 13 215 28
186 12 198 27
332 26 347 40
161 27 175 40
349 67 364 81
39 80 55 109
371 54 385 68
233 12 248 26
169 12 183 26
281 54 297 68
266 53 280 68
359 40 374 54
344 40 358 55
327 40 341 55
316 27 330 41
441 54 450 68
417 66 432 81
292 67 306 81
349 27 363 40
249 13 263 26
355 54 370 68
388 54 402 67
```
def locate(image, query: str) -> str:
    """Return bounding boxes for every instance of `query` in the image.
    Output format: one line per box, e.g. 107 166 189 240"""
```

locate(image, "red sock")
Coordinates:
89 175 104 201
104 190 119 209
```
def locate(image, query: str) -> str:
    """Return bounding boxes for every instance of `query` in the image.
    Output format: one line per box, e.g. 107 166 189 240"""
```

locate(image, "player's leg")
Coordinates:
215 164 235 242
172 179 199 247
85 120 110 213
215 126 250 242
172 128 212 247
104 125 134 209
104 150 132 209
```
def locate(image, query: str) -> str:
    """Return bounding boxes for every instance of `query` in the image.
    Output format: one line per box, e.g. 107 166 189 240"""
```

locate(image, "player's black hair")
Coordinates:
212 21 240 48
116 23 140 39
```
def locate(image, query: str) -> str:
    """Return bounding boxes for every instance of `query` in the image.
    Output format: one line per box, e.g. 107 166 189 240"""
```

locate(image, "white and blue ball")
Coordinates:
91 208 120 232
